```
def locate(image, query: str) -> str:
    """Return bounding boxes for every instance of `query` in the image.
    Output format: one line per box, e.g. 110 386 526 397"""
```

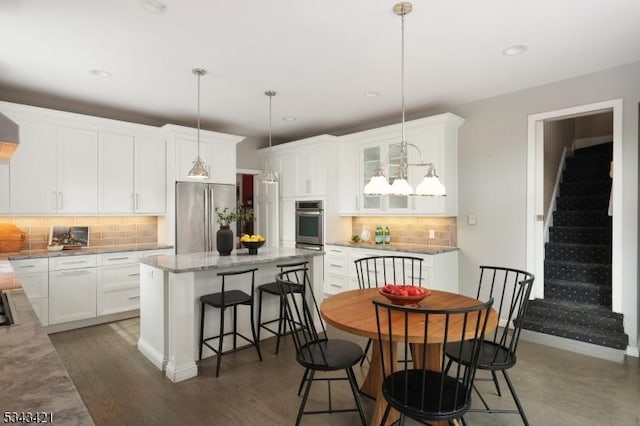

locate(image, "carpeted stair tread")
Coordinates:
545 242 611 264
526 299 622 328
544 260 611 286
520 316 627 350
544 278 611 306
565 154 613 169
556 194 610 211
553 210 610 226
562 167 610 182
559 180 611 196
549 226 611 244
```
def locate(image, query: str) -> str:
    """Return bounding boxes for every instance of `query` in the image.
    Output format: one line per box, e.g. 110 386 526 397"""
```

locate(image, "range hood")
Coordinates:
0 113 19 159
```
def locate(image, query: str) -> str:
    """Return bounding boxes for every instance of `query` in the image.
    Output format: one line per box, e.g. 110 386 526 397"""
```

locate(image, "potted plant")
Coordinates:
215 207 237 256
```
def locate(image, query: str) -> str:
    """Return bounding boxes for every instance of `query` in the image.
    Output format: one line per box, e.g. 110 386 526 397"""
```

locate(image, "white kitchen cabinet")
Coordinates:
280 198 296 247
56 127 99 213
9 121 57 214
10 258 49 326
173 134 241 185
99 133 165 214
323 244 458 296
338 113 464 216
49 258 97 325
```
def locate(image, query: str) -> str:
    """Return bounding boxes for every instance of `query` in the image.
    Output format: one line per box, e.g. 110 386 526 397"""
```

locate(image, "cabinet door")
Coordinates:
9 122 57 214
57 127 98 213
361 145 382 211
296 148 326 196
134 136 166 213
49 268 97 324
208 139 236 184
0 161 9 213
276 153 296 198
99 132 135 213
337 141 359 214
280 198 296 246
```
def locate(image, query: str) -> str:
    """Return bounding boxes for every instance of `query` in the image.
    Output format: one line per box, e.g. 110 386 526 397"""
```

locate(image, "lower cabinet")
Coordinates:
10 258 49 326
323 244 458 296
97 253 142 315
49 267 97 325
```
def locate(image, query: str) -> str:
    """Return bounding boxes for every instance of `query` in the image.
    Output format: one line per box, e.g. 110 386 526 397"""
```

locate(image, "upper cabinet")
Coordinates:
9 120 98 214
1 101 167 215
99 133 166 214
265 135 335 199
338 113 465 216
165 125 244 185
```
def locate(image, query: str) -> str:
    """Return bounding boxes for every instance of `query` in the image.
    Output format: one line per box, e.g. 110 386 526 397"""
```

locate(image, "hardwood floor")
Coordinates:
50 318 640 426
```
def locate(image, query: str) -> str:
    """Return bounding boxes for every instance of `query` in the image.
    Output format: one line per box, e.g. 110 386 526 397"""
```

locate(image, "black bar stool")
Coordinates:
198 267 263 377
256 261 309 354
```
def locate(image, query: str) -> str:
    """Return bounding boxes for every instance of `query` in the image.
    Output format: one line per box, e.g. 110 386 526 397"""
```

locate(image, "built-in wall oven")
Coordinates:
295 200 323 250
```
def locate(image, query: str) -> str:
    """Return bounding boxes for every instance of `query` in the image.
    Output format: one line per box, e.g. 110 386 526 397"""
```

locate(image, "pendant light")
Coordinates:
363 2 446 197
261 90 279 184
187 68 209 179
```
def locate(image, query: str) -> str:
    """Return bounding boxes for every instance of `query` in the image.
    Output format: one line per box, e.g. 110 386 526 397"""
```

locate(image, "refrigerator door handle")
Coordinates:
204 186 210 252
209 187 215 252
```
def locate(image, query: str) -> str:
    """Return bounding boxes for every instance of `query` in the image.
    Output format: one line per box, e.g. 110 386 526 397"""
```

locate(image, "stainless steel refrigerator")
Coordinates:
175 182 236 254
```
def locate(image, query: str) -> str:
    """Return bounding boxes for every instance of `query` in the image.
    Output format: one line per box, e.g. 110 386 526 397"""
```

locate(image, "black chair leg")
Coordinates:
346 367 367 425
256 290 264 342
380 402 392 426
250 298 263 361
460 416 468 426
215 307 225 378
198 302 205 361
359 338 372 366
444 357 453 374
297 368 309 396
275 300 285 355
491 370 502 397
233 306 238 350
502 370 530 426
296 369 316 426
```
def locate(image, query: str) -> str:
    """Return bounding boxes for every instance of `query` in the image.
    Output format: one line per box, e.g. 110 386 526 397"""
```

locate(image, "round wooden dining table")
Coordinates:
320 288 498 426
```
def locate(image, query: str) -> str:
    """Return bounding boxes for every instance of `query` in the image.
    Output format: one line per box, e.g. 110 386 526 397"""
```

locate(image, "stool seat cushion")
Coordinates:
258 281 303 295
201 290 251 308
297 339 364 371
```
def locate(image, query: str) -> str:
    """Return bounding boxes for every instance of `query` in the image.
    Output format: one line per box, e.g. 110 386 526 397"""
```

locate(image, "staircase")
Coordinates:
522 142 629 350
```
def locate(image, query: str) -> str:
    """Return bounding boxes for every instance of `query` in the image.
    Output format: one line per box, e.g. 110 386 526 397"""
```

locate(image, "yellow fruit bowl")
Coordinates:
241 240 265 255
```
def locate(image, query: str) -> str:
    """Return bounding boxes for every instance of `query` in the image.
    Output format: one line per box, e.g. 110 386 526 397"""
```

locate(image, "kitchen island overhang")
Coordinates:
137 247 324 383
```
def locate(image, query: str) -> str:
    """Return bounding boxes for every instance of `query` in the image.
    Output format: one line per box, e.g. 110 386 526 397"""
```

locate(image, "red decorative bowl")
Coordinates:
379 287 431 306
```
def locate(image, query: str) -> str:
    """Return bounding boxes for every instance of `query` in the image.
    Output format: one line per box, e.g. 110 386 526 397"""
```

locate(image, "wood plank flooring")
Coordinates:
50 318 640 426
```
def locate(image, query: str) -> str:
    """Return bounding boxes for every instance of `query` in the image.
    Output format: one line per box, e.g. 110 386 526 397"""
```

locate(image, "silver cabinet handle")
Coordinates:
59 269 92 275
128 295 140 300
128 272 141 277
61 260 89 265
58 192 63 210
52 191 57 210
108 257 130 261
18 265 36 269
330 264 343 268
131 193 135 210
135 193 140 210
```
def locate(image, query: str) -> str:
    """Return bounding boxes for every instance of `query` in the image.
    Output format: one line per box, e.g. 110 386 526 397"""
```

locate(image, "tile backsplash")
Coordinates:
0 216 158 251
351 216 457 247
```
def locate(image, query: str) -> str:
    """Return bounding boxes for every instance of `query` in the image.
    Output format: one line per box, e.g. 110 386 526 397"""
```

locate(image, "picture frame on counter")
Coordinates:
49 226 90 248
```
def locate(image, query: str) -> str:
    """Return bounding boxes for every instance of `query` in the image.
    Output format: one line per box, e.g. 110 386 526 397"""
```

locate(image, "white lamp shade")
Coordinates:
364 175 391 195
415 175 446 196
389 177 414 196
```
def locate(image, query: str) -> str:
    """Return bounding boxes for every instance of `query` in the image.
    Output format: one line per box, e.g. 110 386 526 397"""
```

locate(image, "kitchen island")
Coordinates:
137 247 324 382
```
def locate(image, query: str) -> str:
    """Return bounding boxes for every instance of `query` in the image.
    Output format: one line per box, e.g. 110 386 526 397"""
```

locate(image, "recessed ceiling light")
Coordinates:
90 69 112 78
502 45 528 56
282 116 296 122
140 0 167 14
364 91 380 97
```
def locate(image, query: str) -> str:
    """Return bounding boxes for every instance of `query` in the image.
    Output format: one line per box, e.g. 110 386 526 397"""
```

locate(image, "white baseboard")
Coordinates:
165 361 198 383
46 310 139 334
521 329 626 363
137 338 166 371
626 345 639 358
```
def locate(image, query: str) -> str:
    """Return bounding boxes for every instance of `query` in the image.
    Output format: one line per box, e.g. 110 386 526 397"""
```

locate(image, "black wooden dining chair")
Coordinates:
373 297 494 425
277 268 367 426
354 255 424 366
444 266 535 425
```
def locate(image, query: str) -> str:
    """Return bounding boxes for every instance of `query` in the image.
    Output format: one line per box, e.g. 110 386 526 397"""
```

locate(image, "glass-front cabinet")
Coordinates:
360 141 411 213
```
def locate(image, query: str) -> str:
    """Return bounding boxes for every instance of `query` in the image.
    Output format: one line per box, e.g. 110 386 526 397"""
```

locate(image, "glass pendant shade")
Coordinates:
415 175 446 196
188 156 209 179
364 175 391 195
389 177 414 196
261 168 279 184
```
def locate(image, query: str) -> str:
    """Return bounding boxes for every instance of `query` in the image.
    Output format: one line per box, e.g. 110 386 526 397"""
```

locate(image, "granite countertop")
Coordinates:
5 243 174 261
141 246 324 273
0 261 94 424
328 241 459 255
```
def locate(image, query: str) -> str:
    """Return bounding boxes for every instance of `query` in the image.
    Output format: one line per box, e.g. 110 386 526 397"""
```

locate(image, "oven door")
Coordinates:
295 210 323 246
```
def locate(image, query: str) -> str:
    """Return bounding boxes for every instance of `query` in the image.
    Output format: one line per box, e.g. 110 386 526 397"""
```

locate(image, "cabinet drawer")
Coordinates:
16 272 48 299
97 286 139 316
97 252 139 266
325 246 346 256
98 264 140 287
324 274 347 295
325 257 346 275
11 258 48 274
49 255 97 271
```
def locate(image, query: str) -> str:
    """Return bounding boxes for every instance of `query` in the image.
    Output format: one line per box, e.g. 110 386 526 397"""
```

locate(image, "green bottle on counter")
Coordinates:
384 226 390 244
375 225 383 245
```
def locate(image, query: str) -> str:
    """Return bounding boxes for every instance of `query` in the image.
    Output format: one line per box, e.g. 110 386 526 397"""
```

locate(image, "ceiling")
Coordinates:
2 0 640 145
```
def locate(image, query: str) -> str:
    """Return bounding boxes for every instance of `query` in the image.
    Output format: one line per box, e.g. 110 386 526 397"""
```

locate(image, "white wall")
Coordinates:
453 60 639 353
